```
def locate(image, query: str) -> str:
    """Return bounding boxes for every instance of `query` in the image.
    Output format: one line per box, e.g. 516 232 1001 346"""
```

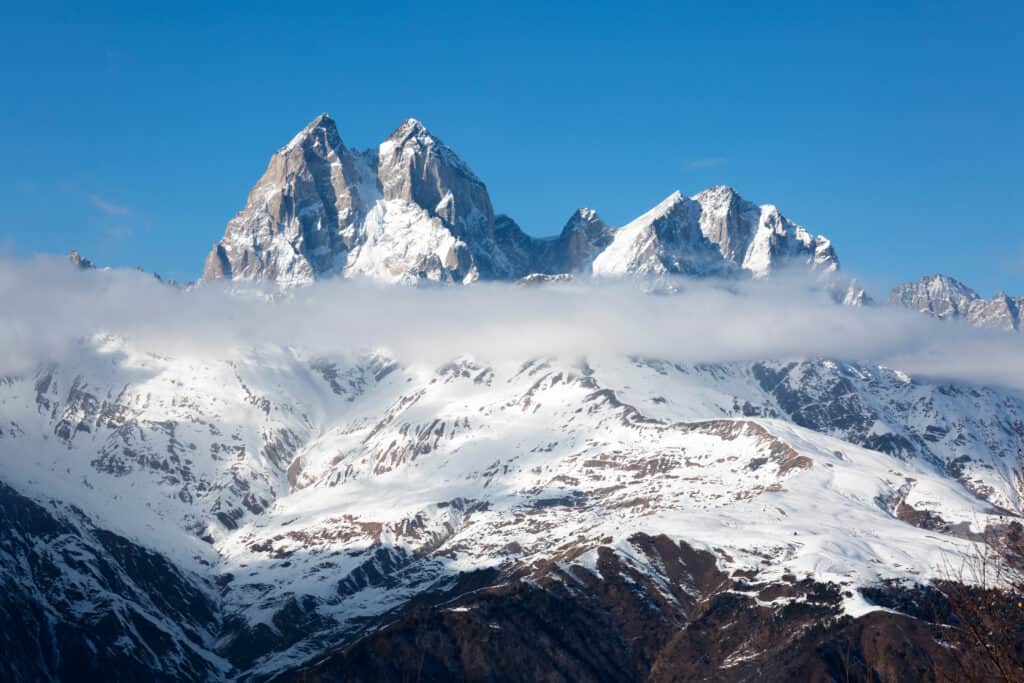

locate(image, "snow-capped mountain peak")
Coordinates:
379 117 473 176
201 112 367 285
888 273 980 318
889 273 1022 331
688 185 838 278
377 117 493 239
561 206 602 233
691 185 761 263
593 191 726 277
282 112 341 151
888 273 979 319
200 115 843 287
651 189 687 213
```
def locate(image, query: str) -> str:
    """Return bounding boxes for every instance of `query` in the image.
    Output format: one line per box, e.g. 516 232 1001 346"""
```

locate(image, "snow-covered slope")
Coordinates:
2 335 1023 679
888 274 1022 331
201 115 840 287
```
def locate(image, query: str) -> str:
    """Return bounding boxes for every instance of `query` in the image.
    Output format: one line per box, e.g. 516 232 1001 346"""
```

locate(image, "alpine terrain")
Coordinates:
201 115 838 287
888 274 1023 332
2 115 1023 683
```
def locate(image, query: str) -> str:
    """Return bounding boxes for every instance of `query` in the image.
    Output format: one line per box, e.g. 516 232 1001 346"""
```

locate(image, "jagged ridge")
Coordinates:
202 115 840 287
888 273 1023 331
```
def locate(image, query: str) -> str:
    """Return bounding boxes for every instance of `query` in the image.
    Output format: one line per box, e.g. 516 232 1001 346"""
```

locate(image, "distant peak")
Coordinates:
656 190 685 211
889 273 981 305
308 112 335 127
283 113 341 152
293 113 340 137
920 273 976 292
572 207 601 222
693 185 744 204
68 249 95 270
387 117 432 142
618 191 689 229
380 117 480 182
560 207 607 238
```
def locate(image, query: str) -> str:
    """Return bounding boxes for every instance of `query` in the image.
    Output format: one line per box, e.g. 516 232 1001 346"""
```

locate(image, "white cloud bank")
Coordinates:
2 255 1023 392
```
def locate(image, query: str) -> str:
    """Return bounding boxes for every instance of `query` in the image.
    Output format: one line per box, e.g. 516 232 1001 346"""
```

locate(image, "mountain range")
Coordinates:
2 115 1023 682
198 115 1020 333
201 115 838 287
889 273 1023 332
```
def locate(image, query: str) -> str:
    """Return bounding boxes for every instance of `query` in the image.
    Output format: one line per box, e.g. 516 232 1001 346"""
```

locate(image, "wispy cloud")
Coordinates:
85 193 132 216
685 157 727 169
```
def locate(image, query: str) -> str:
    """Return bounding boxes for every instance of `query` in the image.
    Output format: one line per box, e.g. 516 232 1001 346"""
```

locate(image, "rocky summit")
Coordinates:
202 115 839 287
888 273 1023 331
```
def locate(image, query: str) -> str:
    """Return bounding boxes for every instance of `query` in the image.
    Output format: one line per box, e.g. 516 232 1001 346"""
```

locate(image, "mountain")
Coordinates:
592 192 730 277
202 115 839 287
2 335 1023 680
8 115 1024 681
888 274 1022 331
494 207 615 277
202 116 508 286
67 250 95 270
690 185 838 277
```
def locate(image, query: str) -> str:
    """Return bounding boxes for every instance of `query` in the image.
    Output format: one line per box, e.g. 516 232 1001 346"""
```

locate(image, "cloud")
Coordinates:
1 255 1023 393
85 193 132 216
685 157 727 169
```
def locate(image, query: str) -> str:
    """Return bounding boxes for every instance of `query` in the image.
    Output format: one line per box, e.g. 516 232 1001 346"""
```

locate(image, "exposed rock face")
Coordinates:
888 274 981 319
969 291 1023 331
888 274 1022 331
693 185 838 277
543 208 615 273
372 118 503 281
593 192 730 277
202 114 371 284
0 482 221 682
490 214 541 279
202 115 840 287
590 188 837 279
282 543 962 683
202 116 492 286
489 208 615 278
377 119 493 244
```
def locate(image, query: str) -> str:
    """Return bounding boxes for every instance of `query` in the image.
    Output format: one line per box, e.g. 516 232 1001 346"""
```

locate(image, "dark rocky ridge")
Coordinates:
275 534 965 683
0 486 978 683
0 481 222 682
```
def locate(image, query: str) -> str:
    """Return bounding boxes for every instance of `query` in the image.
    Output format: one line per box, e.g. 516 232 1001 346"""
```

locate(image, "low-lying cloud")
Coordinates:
2 255 1023 392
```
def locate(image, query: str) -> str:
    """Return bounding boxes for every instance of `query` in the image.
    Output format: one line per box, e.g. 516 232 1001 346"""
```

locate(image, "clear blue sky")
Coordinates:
1 1 1021 296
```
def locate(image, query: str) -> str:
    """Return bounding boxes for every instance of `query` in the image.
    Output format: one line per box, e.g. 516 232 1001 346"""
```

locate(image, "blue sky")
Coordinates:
1 1 1021 296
